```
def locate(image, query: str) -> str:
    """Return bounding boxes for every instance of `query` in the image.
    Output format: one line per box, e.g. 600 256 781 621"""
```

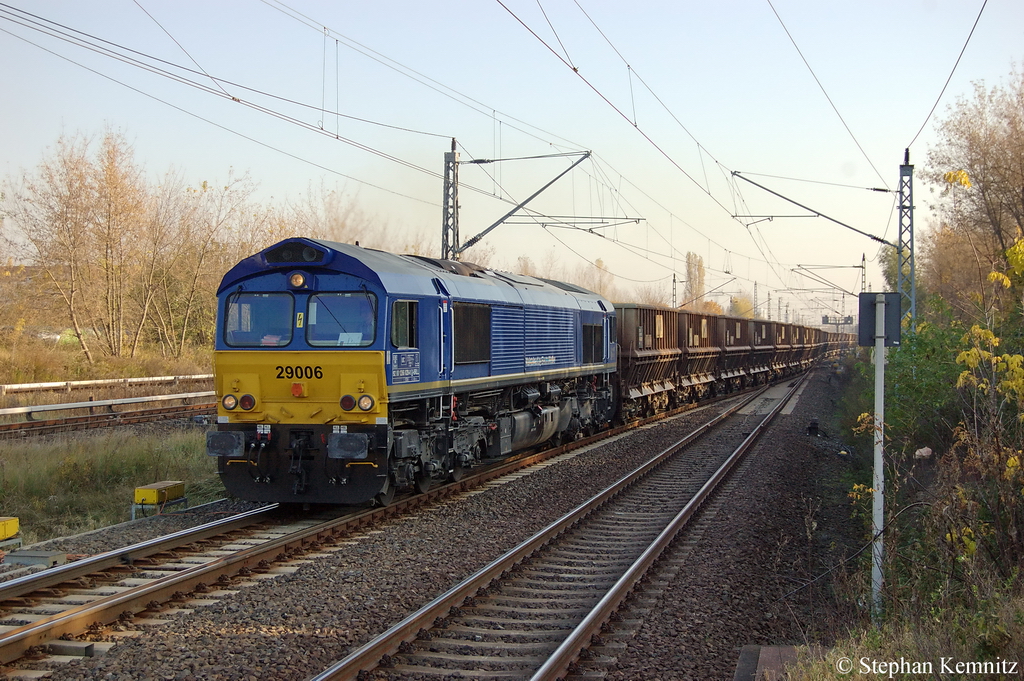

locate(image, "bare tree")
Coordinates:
2 135 98 362
632 283 669 306
148 174 263 357
681 252 706 309
91 131 148 357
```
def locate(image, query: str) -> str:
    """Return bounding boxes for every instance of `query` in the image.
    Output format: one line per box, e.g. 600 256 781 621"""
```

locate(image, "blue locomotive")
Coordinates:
206 237 618 505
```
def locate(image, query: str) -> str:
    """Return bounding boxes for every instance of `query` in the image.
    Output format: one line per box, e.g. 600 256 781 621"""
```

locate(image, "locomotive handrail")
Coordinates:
0 374 212 396
0 392 215 419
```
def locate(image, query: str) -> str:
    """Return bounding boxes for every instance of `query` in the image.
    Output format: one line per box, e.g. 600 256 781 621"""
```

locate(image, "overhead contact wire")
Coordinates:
494 0 735 218
905 0 988 149
766 0 889 189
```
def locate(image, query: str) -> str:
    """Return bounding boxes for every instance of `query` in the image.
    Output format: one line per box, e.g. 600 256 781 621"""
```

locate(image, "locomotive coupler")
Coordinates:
289 441 310 494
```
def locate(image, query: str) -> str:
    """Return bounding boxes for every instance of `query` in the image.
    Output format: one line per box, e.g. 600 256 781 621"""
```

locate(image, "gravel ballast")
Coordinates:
606 368 861 680
12 372 860 680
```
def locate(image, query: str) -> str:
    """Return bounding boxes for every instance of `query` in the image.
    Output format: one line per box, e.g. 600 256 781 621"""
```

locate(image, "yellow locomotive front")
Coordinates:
206 264 395 505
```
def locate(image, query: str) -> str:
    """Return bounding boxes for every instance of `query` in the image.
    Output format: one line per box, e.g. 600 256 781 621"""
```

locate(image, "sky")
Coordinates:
1 0 1021 325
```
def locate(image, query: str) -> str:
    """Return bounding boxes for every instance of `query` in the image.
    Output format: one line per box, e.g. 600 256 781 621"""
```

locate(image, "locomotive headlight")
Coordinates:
289 272 306 288
357 394 375 411
340 394 356 411
222 394 238 410
239 394 257 411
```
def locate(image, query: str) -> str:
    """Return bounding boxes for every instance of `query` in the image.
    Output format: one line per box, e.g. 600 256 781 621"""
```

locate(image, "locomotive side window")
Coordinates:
583 323 603 364
453 302 490 364
391 300 418 348
225 292 294 347
307 292 376 347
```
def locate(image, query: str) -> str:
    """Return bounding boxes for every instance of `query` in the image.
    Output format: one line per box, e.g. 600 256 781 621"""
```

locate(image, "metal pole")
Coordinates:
441 138 459 260
897 150 916 324
872 293 886 621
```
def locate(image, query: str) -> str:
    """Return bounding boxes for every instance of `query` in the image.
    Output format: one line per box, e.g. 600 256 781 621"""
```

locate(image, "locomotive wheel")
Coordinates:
448 462 465 482
415 469 432 494
375 474 396 506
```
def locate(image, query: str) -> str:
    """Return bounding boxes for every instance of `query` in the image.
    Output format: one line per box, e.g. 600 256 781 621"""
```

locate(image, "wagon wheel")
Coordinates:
448 457 465 482
415 467 432 494
448 443 477 483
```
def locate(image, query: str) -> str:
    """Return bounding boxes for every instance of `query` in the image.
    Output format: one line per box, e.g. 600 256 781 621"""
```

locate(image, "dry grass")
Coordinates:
0 426 223 544
786 590 1024 679
0 336 211 385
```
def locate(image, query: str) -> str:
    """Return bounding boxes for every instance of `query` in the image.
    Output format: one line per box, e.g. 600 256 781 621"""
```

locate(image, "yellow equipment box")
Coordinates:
134 481 185 505
0 517 19 541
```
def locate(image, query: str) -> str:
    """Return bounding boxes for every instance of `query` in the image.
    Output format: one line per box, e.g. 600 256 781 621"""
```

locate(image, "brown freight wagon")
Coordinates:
614 303 681 418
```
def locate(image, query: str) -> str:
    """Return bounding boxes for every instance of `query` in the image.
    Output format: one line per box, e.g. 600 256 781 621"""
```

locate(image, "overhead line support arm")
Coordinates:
731 171 895 249
457 151 592 255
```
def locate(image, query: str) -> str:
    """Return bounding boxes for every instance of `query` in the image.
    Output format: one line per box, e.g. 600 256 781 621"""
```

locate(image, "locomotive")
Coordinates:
206 237 848 506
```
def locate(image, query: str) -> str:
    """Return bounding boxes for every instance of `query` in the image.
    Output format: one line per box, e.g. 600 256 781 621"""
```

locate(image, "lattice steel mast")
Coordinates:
440 138 460 261
897 149 916 323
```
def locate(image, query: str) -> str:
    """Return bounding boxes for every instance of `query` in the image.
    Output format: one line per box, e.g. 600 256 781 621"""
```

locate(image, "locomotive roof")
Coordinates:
219 237 612 313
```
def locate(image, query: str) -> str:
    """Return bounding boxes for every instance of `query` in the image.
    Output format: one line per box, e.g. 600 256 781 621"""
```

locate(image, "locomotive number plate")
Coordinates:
276 365 324 379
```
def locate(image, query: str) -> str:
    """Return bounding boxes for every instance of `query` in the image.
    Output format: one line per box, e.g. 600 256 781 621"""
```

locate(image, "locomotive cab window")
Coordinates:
391 300 418 348
224 292 294 347
307 292 377 347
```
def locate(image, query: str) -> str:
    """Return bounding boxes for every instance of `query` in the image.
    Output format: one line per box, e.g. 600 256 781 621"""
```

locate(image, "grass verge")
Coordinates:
0 426 223 545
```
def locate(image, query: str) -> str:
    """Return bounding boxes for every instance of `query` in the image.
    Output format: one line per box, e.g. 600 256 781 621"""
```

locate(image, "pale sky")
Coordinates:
1 1 1021 323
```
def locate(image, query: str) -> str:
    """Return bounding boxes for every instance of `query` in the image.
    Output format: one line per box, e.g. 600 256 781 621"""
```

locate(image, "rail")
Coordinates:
0 374 212 397
308 380 801 681
0 505 277 604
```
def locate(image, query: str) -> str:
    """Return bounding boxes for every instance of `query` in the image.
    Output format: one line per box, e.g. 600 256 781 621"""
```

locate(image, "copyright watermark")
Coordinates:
833 656 1020 677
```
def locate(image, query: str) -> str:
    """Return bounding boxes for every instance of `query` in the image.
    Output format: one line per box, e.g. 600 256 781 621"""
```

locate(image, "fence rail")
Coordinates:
0 375 212 396
0 392 216 420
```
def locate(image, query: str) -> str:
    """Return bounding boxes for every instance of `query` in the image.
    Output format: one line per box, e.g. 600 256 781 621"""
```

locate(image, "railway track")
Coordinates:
0 391 723 672
310 377 805 680
0 380 791 677
0 402 216 438
0 376 214 437
0 505 297 665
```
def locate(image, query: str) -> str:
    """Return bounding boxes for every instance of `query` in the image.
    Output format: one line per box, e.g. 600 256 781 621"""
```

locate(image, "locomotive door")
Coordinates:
432 277 452 382
438 298 451 380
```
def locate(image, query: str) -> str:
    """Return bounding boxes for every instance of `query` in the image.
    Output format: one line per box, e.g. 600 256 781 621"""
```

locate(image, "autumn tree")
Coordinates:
91 132 148 357
1 131 282 360
923 68 1024 327
728 291 755 318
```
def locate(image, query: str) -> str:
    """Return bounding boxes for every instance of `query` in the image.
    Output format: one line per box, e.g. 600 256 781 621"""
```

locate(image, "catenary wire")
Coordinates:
259 0 811 290
906 0 988 149
766 0 889 190
0 25 436 207
132 0 230 97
